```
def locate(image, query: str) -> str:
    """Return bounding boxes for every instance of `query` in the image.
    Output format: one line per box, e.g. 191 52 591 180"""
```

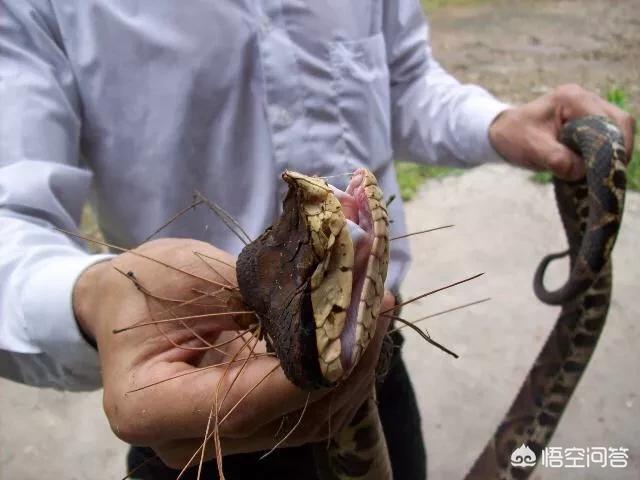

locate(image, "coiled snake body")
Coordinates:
236 115 627 479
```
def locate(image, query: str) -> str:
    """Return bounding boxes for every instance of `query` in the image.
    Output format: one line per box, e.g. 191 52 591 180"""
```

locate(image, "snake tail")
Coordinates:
466 116 627 480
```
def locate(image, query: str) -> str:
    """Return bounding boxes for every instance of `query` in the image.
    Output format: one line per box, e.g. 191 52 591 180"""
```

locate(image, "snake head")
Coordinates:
236 169 389 389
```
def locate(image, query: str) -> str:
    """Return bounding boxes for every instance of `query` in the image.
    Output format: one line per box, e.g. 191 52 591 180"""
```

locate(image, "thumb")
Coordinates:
544 142 585 181
378 291 395 331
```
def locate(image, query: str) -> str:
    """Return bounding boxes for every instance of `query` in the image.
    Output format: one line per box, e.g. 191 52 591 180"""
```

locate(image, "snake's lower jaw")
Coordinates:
314 218 373 383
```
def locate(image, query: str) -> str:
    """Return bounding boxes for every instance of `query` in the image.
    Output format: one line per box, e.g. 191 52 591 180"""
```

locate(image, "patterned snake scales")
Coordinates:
235 115 627 480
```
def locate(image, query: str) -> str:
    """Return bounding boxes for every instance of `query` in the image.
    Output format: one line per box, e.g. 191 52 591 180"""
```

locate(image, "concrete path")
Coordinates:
1 164 638 479
401 165 639 479
0 382 126 479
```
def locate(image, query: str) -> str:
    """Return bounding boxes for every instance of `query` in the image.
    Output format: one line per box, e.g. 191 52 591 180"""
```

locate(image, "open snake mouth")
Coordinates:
329 172 376 376
236 168 388 390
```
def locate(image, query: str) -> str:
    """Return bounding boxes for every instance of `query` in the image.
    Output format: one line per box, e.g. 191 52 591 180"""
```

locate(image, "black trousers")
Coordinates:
127 336 426 479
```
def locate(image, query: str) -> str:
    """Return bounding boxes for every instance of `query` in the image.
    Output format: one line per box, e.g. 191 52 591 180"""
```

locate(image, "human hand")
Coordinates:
489 84 636 180
73 238 393 469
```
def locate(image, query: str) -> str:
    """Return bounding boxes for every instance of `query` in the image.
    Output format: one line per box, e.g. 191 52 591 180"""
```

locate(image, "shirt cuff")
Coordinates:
463 96 512 165
20 253 114 387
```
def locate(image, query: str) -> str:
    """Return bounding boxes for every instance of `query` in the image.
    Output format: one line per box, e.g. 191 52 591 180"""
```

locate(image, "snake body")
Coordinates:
236 115 626 480
467 115 627 479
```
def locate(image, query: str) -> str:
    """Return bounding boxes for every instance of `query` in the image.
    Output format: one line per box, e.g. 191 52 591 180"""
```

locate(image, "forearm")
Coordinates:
392 58 510 167
0 210 112 390
0 1 108 389
384 0 509 167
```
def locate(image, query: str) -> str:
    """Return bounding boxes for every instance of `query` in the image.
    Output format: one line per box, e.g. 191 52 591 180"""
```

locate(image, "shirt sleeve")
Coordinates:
384 0 511 167
0 1 111 391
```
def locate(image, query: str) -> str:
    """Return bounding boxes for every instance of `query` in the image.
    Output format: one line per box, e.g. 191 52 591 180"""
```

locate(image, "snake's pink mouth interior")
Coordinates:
330 170 374 373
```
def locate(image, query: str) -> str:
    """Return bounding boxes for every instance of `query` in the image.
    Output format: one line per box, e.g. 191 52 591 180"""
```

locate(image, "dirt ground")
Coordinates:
1 1 638 479
428 0 640 112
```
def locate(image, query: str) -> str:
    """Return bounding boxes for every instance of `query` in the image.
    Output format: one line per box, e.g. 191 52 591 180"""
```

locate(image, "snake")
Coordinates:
234 115 627 480
466 115 627 479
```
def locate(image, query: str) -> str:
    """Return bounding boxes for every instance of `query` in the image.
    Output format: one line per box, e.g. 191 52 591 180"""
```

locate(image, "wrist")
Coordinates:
73 259 111 345
488 108 512 158
488 107 527 167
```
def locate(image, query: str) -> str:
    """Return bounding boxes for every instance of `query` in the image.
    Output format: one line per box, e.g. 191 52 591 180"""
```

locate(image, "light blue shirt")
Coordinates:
0 0 508 390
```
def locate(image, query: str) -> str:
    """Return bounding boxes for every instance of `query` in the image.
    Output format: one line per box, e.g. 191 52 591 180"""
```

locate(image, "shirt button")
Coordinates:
260 16 272 35
270 105 292 127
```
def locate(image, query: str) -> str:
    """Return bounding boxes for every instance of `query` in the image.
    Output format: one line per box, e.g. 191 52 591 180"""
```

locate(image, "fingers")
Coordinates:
212 358 327 438
108 289 394 451
543 142 585 181
204 294 389 442
491 84 636 180
148 347 378 468
108 354 325 444
151 380 377 469
602 103 636 163
554 84 636 164
218 290 394 439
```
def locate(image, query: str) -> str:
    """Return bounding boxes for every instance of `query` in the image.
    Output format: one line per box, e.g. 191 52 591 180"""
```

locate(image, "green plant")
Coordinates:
606 87 640 192
421 0 489 12
606 87 630 110
395 162 462 201
529 171 553 185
